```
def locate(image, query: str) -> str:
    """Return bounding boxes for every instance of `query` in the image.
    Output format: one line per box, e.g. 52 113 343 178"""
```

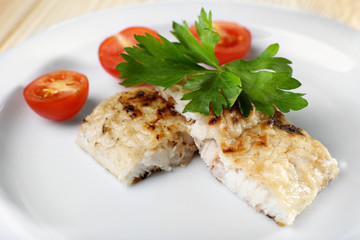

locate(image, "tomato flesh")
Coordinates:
23 70 89 121
98 26 160 79
190 21 251 65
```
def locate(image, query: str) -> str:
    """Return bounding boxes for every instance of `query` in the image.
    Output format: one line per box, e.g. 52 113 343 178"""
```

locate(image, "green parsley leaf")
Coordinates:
237 91 253 117
182 71 241 115
118 34 205 88
171 9 220 69
224 44 308 116
118 9 308 117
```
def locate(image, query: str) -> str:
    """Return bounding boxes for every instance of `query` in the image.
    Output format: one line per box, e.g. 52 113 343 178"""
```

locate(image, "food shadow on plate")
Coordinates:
0 87 26 123
0 85 98 127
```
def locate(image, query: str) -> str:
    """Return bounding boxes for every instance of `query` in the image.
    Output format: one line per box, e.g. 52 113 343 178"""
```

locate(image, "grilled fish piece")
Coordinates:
161 84 339 225
76 87 197 185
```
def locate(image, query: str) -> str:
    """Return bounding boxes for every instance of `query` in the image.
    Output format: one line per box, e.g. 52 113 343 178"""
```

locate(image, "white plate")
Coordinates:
1 0 360 239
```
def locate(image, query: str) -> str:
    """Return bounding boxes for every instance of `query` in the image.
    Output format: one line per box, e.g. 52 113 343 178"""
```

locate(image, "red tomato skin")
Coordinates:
98 26 160 79
98 36 125 78
190 21 251 65
23 71 89 121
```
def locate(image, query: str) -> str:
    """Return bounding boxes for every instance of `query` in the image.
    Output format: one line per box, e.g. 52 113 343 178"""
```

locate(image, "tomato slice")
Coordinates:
190 21 251 65
98 26 160 79
23 70 89 121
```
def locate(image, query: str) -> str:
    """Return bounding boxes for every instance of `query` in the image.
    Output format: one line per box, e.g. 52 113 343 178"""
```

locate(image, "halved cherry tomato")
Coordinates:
190 21 251 65
98 26 160 79
23 70 89 121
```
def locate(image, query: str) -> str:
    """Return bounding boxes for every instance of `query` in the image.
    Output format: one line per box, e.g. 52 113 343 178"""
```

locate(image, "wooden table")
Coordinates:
0 0 359 55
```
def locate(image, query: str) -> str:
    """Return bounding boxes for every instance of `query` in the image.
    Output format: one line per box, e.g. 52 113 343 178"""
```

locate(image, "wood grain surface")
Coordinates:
0 0 359 54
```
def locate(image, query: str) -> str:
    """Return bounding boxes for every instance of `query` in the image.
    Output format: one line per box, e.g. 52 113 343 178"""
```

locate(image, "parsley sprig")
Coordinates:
117 9 308 117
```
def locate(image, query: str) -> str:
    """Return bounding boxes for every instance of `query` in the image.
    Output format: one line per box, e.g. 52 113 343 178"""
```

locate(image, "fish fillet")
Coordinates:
76 87 197 185
161 84 339 225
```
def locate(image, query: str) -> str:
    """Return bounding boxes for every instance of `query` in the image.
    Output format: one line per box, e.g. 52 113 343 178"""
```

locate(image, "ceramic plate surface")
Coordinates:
0 1 360 239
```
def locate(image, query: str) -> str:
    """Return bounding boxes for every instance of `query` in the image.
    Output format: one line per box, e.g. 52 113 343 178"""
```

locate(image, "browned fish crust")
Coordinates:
76 87 197 185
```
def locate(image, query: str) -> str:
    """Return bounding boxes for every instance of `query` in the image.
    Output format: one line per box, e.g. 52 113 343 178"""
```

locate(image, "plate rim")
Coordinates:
0 0 359 239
